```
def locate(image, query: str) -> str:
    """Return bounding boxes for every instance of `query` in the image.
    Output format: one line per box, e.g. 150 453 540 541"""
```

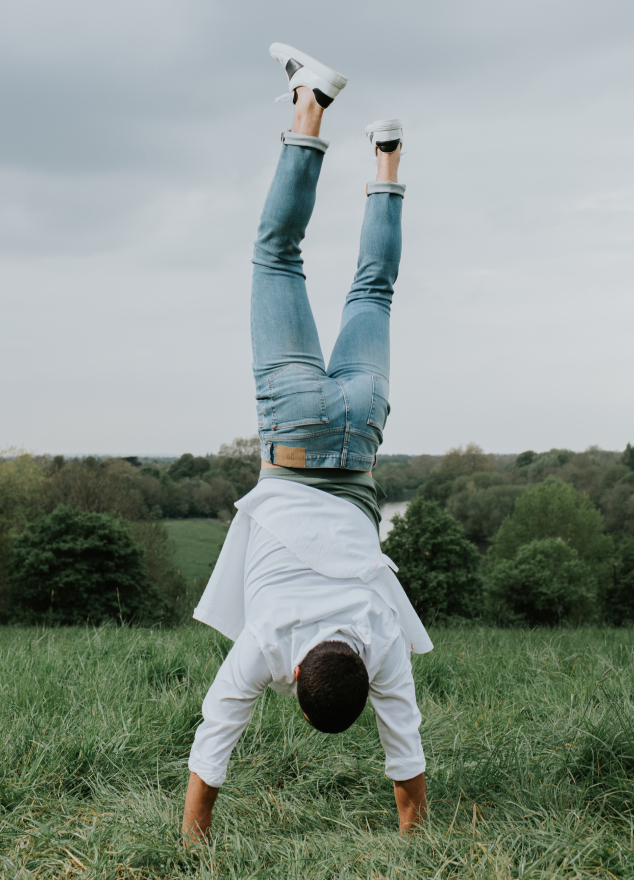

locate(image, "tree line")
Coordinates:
1 439 633 627
0 437 260 623
382 443 634 627
376 443 634 551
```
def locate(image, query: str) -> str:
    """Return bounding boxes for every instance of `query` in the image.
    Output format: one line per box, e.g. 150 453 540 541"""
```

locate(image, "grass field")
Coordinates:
164 519 229 593
1 625 634 879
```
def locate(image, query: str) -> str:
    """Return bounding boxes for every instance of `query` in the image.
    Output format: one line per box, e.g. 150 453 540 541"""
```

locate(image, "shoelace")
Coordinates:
274 92 293 103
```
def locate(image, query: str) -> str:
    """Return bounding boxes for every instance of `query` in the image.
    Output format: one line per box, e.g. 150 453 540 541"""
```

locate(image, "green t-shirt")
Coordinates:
258 468 386 536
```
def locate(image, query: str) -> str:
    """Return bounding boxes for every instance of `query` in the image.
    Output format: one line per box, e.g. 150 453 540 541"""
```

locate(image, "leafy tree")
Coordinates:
218 435 260 460
205 457 259 504
159 479 190 518
45 457 146 520
600 465 631 493
194 477 236 517
139 464 160 478
167 453 211 480
381 497 482 621
489 477 612 570
509 448 627 522
439 443 493 476
135 472 163 513
600 479 634 536
521 449 572 482
419 444 494 507
446 477 526 546
9 505 157 624
514 450 536 468
622 443 634 471
0 452 46 529
486 539 597 625
418 470 458 506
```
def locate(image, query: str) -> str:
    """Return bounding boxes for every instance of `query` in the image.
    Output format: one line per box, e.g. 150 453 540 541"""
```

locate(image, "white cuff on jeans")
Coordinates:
366 181 406 197
281 131 330 153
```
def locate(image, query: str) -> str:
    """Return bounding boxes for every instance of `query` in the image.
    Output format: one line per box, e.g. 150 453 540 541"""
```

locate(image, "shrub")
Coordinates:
9 505 158 624
485 538 597 625
381 497 482 622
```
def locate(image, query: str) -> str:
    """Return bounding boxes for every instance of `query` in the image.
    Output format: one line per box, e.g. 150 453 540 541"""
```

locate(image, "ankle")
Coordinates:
290 87 324 137
376 144 401 183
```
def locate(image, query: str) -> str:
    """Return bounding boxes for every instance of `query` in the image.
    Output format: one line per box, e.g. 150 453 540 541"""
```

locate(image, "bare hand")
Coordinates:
393 772 427 832
182 771 219 843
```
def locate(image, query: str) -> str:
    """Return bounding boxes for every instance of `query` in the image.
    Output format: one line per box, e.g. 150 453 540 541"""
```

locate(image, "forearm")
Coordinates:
185 628 270 844
393 772 427 832
182 771 219 841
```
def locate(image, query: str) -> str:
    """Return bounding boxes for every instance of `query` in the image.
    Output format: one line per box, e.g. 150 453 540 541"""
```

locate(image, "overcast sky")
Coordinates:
2 0 633 457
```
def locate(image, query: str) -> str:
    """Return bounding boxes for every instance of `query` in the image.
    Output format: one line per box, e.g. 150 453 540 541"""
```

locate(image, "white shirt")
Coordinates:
188 480 433 788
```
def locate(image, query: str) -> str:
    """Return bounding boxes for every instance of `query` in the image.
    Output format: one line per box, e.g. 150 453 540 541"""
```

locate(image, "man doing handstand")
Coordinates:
182 43 433 839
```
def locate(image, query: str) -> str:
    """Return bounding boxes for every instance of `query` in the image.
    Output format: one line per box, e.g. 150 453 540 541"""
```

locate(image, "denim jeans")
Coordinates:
251 132 405 471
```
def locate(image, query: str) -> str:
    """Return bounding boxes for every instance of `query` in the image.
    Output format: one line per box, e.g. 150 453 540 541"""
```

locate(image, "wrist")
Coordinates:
182 772 219 841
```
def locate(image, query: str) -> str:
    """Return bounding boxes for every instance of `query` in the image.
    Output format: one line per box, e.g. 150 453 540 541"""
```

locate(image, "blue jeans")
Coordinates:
251 132 405 471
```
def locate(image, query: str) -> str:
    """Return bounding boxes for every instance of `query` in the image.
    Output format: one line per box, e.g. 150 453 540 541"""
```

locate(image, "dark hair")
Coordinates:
296 640 369 734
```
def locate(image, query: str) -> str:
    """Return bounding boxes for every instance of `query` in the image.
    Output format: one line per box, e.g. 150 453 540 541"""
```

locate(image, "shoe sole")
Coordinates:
365 118 403 135
269 43 348 89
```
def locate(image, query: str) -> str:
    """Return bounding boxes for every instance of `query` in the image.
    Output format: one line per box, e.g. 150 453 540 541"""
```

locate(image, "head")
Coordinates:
295 640 369 734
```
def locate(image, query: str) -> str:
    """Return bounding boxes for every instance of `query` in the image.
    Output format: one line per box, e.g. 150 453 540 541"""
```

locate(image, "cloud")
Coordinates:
2 0 634 455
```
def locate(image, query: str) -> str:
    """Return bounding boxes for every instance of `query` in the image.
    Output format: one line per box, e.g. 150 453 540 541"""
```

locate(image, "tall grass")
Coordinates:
1 625 633 878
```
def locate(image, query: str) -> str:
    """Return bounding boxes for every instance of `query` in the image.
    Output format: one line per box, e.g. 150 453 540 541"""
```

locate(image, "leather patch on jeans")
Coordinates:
275 445 306 468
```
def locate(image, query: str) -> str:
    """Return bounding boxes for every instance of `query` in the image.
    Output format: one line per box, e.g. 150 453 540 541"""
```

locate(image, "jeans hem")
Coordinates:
366 181 406 197
282 131 330 153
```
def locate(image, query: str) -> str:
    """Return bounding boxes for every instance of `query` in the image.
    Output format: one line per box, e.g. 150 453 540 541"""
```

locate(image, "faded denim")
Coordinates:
251 135 404 471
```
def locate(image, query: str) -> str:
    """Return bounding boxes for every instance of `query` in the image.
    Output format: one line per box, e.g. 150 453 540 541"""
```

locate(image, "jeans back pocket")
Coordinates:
367 375 390 430
267 365 329 430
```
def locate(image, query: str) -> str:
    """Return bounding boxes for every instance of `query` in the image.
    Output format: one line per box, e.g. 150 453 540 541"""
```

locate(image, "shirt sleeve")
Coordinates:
368 634 426 781
188 627 272 787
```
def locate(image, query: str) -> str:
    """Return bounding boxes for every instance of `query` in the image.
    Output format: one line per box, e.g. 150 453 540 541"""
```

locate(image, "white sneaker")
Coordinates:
365 119 403 154
269 43 348 108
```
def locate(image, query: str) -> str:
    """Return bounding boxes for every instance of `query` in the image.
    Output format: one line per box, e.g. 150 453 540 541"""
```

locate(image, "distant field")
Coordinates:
2 625 633 878
164 518 229 590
